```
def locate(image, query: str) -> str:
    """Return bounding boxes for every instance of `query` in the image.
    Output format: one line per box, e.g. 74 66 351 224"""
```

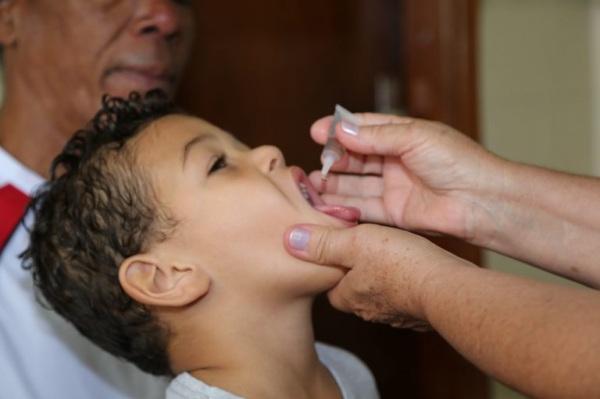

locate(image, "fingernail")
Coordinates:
341 119 359 136
289 227 310 250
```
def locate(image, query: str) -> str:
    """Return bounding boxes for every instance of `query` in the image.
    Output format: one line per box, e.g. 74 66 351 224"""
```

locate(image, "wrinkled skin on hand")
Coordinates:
286 223 474 331
320 226 431 331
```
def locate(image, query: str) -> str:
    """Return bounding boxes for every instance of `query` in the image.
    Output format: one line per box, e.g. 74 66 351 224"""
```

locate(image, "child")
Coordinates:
23 91 379 399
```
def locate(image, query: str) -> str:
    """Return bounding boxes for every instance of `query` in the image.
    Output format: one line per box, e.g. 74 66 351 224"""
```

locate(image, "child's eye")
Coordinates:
208 154 227 175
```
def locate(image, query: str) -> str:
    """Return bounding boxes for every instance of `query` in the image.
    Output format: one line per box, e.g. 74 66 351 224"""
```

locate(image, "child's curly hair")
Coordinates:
22 90 180 376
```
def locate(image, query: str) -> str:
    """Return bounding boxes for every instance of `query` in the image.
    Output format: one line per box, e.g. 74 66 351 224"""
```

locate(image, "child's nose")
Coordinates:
250 146 286 173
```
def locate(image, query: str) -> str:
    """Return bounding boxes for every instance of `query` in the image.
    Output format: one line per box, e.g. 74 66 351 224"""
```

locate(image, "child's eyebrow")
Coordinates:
182 133 214 168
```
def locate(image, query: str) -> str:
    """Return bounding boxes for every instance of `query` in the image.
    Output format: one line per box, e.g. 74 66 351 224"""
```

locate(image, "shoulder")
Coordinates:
316 342 380 399
0 146 44 195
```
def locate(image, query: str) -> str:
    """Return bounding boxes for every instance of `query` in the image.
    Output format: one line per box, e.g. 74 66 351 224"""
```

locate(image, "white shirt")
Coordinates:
0 146 168 399
166 342 380 399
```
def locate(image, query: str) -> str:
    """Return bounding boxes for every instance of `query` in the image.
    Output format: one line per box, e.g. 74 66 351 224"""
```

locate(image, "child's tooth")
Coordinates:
298 182 312 202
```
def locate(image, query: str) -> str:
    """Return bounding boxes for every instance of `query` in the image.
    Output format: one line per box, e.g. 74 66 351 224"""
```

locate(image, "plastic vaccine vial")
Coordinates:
320 137 344 179
320 105 356 180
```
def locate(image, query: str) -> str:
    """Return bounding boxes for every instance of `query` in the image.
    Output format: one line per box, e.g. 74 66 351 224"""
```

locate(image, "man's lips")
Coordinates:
290 166 360 225
104 65 176 88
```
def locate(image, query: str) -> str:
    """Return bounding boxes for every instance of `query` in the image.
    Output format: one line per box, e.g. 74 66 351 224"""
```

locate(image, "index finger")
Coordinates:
310 112 417 145
317 152 383 175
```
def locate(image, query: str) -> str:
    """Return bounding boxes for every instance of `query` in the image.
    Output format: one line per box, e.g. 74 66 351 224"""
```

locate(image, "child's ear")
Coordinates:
119 255 211 307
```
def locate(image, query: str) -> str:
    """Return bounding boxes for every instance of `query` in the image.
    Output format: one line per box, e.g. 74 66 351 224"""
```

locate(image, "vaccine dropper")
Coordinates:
320 105 357 180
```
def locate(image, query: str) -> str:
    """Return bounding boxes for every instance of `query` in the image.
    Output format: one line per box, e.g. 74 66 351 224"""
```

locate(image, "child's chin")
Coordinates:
309 264 345 292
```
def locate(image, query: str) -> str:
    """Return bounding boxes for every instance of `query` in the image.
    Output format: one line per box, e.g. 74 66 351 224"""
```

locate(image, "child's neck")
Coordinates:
170 296 342 399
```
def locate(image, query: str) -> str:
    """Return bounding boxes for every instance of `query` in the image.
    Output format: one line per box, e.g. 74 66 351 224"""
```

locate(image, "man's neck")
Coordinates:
0 88 85 178
171 296 342 399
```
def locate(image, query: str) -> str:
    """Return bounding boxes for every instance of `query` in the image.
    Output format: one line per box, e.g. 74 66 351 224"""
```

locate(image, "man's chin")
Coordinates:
102 74 175 98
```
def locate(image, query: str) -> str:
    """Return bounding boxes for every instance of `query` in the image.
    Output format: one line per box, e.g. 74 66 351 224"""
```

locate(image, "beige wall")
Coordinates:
591 0 600 174
480 0 592 398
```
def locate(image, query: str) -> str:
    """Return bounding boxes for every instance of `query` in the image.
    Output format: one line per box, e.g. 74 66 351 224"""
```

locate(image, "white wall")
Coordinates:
480 1 593 398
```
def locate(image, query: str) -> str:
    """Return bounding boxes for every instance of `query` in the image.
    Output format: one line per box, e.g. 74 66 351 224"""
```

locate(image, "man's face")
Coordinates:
7 0 194 123
131 115 360 299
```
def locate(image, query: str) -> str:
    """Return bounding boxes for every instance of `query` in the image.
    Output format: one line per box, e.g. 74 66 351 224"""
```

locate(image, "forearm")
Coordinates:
422 262 600 398
472 159 600 286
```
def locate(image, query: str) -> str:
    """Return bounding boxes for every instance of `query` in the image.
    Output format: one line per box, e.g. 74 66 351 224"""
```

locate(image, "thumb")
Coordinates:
283 224 358 269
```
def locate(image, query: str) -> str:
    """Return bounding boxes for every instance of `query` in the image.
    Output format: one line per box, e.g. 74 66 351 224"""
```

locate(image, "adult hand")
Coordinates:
285 223 600 399
311 113 505 243
284 223 473 331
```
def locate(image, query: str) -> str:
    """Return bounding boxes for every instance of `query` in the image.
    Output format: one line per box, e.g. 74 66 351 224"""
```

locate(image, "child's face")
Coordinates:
131 115 356 298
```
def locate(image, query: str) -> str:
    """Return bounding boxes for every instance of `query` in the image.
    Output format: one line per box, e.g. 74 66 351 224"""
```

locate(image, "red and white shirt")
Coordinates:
0 146 167 399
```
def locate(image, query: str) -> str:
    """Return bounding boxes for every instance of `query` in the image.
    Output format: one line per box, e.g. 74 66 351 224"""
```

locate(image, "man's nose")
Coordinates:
250 146 286 174
132 0 184 40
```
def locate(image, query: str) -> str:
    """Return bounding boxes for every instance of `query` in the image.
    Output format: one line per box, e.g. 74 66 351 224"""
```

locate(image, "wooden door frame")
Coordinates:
403 1 488 397
404 0 479 140
403 0 481 266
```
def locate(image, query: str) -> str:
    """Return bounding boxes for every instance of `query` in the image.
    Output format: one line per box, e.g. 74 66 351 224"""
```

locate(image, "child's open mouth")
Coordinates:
290 167 360 225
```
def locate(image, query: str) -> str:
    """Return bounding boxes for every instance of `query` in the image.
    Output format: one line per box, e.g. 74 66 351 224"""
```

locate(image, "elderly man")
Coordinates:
0 1 194 398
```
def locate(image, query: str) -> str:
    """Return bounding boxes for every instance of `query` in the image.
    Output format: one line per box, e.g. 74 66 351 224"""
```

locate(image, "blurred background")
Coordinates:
481 1 593 398
2 0 596 398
